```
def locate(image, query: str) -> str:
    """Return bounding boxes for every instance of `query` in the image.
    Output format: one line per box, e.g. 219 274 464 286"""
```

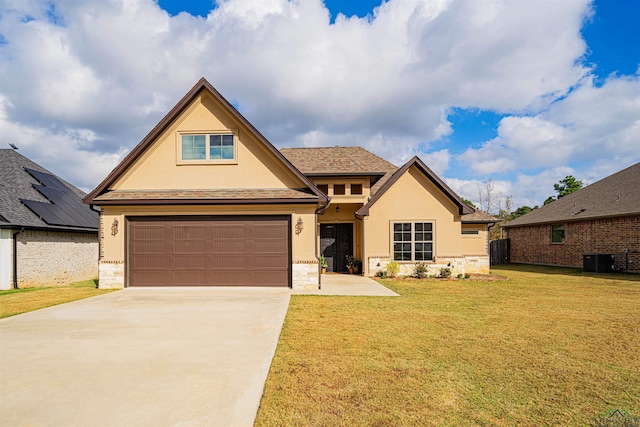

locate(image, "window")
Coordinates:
551 224 565 243
462 230 479 235
317 184 329 195
393 222 433 261
180 133 235 162
350 184 363 195
333 184 345 195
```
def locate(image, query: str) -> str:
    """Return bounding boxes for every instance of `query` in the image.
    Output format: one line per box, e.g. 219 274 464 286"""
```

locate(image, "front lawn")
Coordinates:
256 265 640 426
0 279 116 318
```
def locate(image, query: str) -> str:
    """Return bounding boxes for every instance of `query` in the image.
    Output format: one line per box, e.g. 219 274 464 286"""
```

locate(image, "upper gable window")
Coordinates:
179 133 236 163
333 184 346 195
350 184 363 195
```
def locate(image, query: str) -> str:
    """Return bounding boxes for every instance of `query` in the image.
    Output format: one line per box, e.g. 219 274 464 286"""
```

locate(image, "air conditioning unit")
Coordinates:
583 254 614 273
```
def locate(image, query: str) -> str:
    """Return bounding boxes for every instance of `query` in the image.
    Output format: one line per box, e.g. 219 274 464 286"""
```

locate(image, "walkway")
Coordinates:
292 273 399 296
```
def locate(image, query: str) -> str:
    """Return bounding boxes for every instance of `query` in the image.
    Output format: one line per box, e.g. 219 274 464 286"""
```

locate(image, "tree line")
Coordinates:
465 175 583 240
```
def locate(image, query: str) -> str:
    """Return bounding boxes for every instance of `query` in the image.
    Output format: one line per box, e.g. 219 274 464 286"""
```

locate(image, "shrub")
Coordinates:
386 261 400 278
413 262 429 279
375 270 387 278
457 274 463 279
439 267 452 279
464 273 471 279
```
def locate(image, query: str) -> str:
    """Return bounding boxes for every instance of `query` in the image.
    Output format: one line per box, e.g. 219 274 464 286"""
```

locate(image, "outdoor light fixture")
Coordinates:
111 219 119 236
335 205 340 213
295 217 304 235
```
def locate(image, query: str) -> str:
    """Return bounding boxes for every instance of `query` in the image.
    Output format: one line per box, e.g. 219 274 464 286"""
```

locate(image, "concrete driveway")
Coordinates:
0 287 291 427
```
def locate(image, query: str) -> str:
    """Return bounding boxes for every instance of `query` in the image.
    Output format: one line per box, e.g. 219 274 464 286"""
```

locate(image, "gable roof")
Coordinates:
504 162 640 228
83 78 328 205
355 156 476 217
279 146 398 194
0 149 98 232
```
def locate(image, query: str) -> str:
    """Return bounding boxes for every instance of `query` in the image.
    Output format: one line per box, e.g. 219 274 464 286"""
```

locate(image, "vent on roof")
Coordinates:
20 168 97 229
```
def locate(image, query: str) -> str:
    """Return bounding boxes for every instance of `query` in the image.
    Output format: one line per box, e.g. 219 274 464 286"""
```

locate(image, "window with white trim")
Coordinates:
180 133 235 162
393 222 433 261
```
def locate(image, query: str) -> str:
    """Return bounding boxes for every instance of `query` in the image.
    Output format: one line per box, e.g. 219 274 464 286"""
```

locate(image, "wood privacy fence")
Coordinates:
490 239 510 265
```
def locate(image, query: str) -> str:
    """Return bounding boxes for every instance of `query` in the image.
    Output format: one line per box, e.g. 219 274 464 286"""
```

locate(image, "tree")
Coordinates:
510 205 534 220
545 175 583 204
476 179 500 213
461 197 476 209
554 175 583 198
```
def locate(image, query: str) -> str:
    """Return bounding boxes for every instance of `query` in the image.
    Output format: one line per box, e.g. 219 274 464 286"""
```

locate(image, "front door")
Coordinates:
320 224 353 273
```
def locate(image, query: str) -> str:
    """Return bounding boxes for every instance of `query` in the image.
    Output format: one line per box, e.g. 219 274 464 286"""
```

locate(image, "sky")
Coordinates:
0 0 638 211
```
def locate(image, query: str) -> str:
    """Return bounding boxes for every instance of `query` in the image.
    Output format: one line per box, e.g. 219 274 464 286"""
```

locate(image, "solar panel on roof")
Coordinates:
24 168 68 191
20 168 98 229
21 200 68 227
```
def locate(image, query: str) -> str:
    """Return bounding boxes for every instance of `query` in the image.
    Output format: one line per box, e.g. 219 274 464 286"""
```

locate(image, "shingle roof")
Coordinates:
279 146 398 194
93 188 318 204
461 210 499 223
84 78 327 206
0 149 98 231
504 162 640 228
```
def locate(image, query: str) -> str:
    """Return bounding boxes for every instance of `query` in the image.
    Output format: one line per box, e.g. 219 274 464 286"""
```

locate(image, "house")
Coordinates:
83 78 495 289
503 162 640 272
0 149 99 290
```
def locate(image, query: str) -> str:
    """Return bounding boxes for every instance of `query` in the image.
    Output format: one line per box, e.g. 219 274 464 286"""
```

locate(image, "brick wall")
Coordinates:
16 230 99 287
508 215 640 272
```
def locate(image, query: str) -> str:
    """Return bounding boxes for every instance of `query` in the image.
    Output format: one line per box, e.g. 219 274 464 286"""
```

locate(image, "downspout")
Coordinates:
90 205 102 261
315 199 331 289
12 228 25 289
355 213 366 276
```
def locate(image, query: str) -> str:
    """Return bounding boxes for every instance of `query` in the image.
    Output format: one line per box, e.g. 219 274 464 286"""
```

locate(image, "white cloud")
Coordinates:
1 0 634 203
457 74 640 177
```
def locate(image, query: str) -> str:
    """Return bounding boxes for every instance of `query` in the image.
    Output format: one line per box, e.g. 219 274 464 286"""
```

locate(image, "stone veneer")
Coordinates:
98 261 125 289
507 215 639 272
292 261 320 289
368 255 490 278
15 230 98 287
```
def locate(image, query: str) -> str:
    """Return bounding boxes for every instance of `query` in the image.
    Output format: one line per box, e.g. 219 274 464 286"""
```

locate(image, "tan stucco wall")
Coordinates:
461 224 490 255
363 166 463 273
111 93 305 191
310 177 370 204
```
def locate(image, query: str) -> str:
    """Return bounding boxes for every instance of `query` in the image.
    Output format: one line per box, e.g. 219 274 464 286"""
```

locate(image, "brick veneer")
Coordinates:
16 229 99 286
507 215 639 272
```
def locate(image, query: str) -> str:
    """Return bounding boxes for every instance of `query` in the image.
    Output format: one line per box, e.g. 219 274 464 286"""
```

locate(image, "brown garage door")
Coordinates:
128 216 290 287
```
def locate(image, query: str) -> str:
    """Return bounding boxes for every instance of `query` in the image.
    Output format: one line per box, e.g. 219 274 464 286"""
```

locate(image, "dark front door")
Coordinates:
320 223 353 273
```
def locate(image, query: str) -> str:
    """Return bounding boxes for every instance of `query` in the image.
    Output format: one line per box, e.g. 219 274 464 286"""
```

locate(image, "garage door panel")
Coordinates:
129 216 290 287
253 255 289 269
212 240 245 253
174 271 206 285
131 271 174 286
211 254 245 269
174 254 207 269
254 239 288 253
130 254 174 270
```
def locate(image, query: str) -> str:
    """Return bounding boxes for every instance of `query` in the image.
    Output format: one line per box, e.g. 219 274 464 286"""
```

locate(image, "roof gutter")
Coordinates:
12 228 24 289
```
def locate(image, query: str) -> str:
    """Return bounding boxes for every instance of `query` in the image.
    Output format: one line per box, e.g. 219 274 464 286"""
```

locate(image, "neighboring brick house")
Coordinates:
0 149 99 289
503 162 640 273
84 78 496 289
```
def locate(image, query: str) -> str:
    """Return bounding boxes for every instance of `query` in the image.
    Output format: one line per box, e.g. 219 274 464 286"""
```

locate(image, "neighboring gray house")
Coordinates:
0 149 99 289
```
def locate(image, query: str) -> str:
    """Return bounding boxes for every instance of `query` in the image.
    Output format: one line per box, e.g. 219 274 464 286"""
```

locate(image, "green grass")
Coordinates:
0 279 116 318
256 265 640 426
